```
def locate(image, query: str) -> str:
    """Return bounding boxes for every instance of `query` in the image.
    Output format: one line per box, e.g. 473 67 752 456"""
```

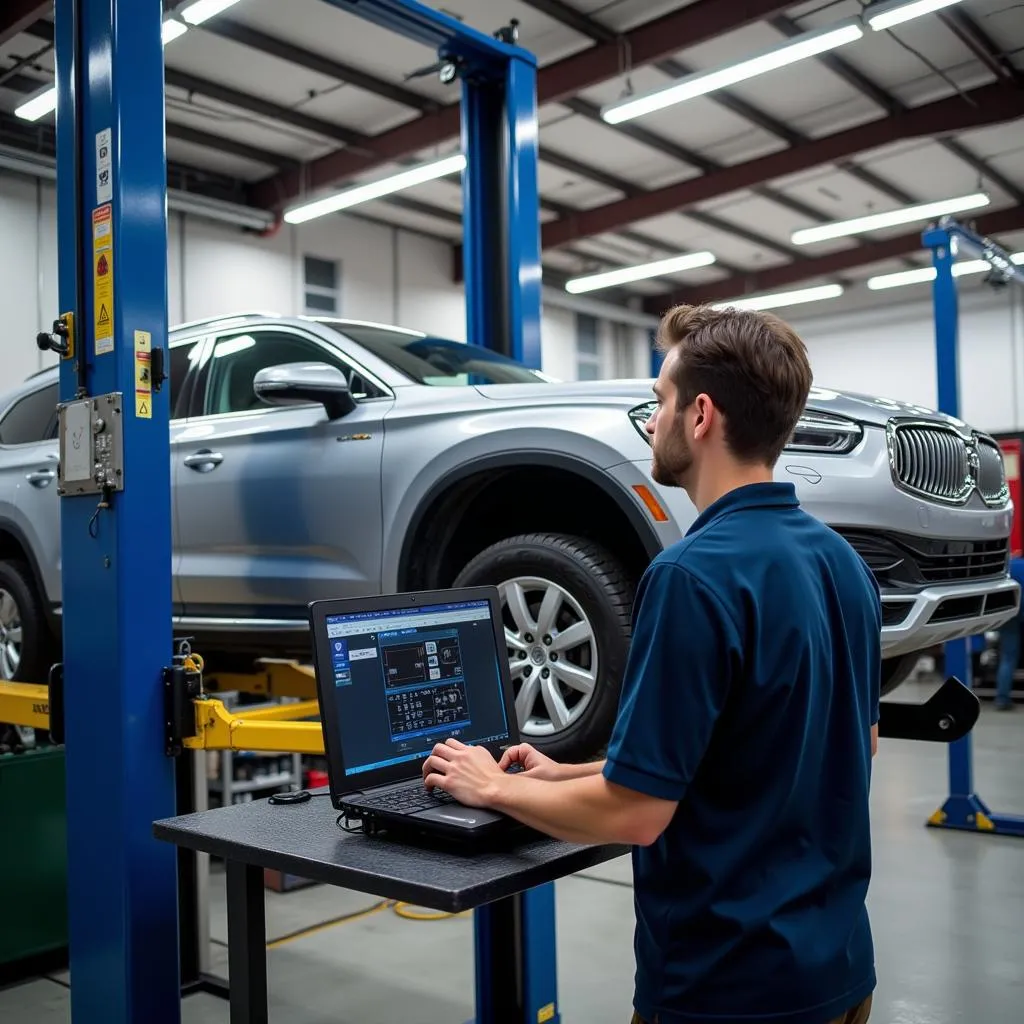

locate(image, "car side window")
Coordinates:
199 330 382 417
0 382 59 445
168 339 203 418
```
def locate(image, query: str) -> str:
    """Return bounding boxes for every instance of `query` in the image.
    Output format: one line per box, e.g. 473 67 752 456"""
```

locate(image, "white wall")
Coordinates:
789 285 1024 434
0 170 652 389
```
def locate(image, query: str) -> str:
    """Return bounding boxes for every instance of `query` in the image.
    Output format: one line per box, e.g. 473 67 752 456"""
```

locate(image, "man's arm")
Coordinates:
490 772 675 847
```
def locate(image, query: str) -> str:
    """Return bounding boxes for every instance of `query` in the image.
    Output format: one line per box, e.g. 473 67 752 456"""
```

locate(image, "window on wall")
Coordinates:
304 256 340 315
575 313 601 380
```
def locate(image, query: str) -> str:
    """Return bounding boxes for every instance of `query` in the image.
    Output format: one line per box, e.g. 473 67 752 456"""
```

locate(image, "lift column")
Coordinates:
52 1 179 1021
923 217 1024 839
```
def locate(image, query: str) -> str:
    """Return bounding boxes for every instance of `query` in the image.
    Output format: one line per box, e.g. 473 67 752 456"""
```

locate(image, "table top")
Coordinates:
154 792 628 913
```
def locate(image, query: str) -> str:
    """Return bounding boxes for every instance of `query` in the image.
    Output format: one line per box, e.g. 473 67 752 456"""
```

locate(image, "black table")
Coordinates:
154 794 628 1024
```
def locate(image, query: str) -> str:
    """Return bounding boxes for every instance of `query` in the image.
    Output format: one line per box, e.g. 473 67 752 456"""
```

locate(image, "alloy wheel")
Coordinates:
0 588 23 680
498 576 599 737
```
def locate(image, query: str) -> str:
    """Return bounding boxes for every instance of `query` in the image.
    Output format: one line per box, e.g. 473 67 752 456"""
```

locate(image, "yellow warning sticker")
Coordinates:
134 330 152 419
538 1004 557 1023
93 204 114 355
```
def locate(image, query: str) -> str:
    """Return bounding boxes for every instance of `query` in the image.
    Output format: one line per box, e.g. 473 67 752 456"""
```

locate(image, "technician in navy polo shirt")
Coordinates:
423 303 881 1024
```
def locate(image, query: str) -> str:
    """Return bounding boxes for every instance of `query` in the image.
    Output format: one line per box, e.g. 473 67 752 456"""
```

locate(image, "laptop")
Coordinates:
308 586 524 845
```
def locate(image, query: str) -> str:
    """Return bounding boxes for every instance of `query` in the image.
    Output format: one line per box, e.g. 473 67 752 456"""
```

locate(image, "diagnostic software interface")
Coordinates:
324 599 511 778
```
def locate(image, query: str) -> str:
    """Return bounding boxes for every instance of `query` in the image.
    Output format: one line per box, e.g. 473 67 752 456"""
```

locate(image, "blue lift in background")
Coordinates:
923 217 1024 840
51 1 550 1023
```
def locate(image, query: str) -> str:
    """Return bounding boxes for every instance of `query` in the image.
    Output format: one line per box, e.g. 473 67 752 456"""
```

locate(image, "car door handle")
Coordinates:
183 450 224 472
25 468 56 487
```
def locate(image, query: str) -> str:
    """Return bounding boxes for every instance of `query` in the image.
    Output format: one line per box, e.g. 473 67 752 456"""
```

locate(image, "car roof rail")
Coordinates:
170 311 281 333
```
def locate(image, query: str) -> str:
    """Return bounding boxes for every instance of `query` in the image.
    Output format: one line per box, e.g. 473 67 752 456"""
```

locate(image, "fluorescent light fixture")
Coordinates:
162 19 188 45
867 252 1024 290
181 0 243 26
866 0 966 31
712 284 845 312
601 20 863 124
565 251 716 294
16 18 186 120
14 88 57 122
791 192 990 245
283 154 467 224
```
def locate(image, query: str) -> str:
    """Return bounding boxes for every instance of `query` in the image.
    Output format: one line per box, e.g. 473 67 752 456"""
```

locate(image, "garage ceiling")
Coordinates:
1 0 1022 316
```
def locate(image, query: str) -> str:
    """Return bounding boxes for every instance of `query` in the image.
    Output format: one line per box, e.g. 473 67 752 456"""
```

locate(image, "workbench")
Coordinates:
154 792 628 1024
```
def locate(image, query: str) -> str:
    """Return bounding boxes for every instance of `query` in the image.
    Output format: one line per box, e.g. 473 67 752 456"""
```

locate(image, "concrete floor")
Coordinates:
2 680 1023 1023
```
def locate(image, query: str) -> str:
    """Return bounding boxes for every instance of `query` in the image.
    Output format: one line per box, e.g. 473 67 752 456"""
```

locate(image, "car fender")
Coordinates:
0 513 59 625
383 433 663 591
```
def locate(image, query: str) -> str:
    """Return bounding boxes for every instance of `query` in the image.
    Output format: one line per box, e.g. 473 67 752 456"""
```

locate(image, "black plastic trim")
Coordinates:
0 518 60 632
397 451 664 589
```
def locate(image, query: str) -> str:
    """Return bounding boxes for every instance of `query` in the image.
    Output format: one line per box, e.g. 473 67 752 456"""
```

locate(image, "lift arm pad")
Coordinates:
878 676 979 743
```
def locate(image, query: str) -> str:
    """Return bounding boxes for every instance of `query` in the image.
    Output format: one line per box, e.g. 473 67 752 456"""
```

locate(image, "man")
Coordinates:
994 553 1024 710
423 304 881 1024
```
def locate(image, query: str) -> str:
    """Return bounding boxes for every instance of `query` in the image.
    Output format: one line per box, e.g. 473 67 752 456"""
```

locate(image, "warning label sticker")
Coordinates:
134 330 152 419
93 204 113 355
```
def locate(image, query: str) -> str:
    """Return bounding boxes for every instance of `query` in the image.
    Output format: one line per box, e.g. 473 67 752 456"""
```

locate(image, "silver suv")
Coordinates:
0 313 1018 759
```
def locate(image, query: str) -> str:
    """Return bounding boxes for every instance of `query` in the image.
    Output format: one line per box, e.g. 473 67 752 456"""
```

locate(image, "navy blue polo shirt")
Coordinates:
604 481 880 1024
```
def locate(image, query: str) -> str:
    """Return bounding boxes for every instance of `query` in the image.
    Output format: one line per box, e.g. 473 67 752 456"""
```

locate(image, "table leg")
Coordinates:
473 882 559 1024
226 860 269 1024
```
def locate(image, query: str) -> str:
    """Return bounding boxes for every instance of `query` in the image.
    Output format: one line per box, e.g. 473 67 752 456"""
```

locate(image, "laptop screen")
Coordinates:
324 597 512 780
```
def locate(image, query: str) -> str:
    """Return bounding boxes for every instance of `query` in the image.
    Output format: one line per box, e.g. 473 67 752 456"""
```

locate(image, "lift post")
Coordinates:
50 1 179 1021
323 0 543 370
923 216 1024 839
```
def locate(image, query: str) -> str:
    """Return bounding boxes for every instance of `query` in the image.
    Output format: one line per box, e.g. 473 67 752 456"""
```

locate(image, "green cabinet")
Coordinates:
0 746 68 966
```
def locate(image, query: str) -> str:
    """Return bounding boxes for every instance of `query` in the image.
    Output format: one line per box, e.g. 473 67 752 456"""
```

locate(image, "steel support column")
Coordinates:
324 3 554 1018
923 218 1024 839
54 1 179 1021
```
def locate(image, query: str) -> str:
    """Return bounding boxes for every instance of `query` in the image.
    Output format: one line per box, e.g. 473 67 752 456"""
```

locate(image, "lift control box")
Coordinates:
57 392 125 497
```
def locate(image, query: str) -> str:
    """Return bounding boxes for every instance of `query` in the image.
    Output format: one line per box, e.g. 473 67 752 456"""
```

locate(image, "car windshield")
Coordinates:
319 320 554 386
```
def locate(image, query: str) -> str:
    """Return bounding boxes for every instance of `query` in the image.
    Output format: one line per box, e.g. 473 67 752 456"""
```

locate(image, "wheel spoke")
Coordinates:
515 673 541 726
507 656 525 679
535 585 561 639
552 660 596 696
503 582 536 637
540 675 571 730
0 592 15 626
0 644 17 680
504 626 528 652
6 626 21 645
550 620 592 653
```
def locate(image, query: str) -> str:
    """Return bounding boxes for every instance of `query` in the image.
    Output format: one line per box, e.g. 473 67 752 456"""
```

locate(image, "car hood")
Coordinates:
475 380 971 431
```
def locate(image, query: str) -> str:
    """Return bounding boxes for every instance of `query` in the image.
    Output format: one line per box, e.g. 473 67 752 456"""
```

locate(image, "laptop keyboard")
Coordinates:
357 785 456 814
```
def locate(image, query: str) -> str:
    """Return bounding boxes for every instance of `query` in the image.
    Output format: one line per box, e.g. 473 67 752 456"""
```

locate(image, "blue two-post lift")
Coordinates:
50 1 548 1023
924 216 1024 839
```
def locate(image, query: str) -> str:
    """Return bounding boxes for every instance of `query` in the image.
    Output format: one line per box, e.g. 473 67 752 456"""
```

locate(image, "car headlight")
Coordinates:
786 412 863 454
629 401 657 444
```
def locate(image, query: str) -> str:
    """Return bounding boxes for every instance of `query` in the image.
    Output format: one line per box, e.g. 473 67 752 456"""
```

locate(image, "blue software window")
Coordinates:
324 600 510 777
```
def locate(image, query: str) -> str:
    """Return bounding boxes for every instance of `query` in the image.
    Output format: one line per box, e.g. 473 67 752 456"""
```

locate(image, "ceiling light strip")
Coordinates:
791 193 990 245
712 284 845 312
565 251 717 294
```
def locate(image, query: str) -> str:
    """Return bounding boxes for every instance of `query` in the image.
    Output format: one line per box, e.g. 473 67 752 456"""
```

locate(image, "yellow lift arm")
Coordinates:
0 660 325 755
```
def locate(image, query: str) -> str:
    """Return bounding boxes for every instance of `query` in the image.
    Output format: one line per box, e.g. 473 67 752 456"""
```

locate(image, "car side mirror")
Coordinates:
253 362 356 419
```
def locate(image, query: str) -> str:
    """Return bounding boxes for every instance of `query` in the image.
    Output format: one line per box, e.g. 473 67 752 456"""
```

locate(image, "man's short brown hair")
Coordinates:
655 303 813 466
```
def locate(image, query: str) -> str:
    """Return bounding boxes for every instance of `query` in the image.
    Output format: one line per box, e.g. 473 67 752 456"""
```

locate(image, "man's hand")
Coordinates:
498 742 564 780
422 739 507 808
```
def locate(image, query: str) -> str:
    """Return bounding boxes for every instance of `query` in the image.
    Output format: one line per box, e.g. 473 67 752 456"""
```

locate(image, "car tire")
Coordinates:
0 559 51 685
452 533 633 762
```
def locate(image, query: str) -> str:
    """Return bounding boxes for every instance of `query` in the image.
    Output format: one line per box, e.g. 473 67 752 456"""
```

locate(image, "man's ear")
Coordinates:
692 393 713 440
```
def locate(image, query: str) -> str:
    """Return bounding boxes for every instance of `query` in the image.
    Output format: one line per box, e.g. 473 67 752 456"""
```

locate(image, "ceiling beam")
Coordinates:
938 6 1022 87
249 0 794 209
198 17 442 113
0 1 48 47
771 13 1024 207
165 122 301 172
643 205 1024 312
542 83 1024 250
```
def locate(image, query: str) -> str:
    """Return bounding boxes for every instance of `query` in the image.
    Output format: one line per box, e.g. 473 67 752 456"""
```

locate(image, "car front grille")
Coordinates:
838 529 1010 589
888 421 1008 506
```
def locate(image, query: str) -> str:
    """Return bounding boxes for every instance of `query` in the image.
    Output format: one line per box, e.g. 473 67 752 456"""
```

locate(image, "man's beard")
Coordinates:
651 431 693 489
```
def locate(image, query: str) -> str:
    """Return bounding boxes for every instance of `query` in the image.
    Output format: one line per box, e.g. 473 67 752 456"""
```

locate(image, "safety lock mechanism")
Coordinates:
164 640 205 757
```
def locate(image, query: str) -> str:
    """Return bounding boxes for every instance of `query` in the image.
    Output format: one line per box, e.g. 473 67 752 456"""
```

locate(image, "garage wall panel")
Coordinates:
0 169 654 391
791 289 1024 434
